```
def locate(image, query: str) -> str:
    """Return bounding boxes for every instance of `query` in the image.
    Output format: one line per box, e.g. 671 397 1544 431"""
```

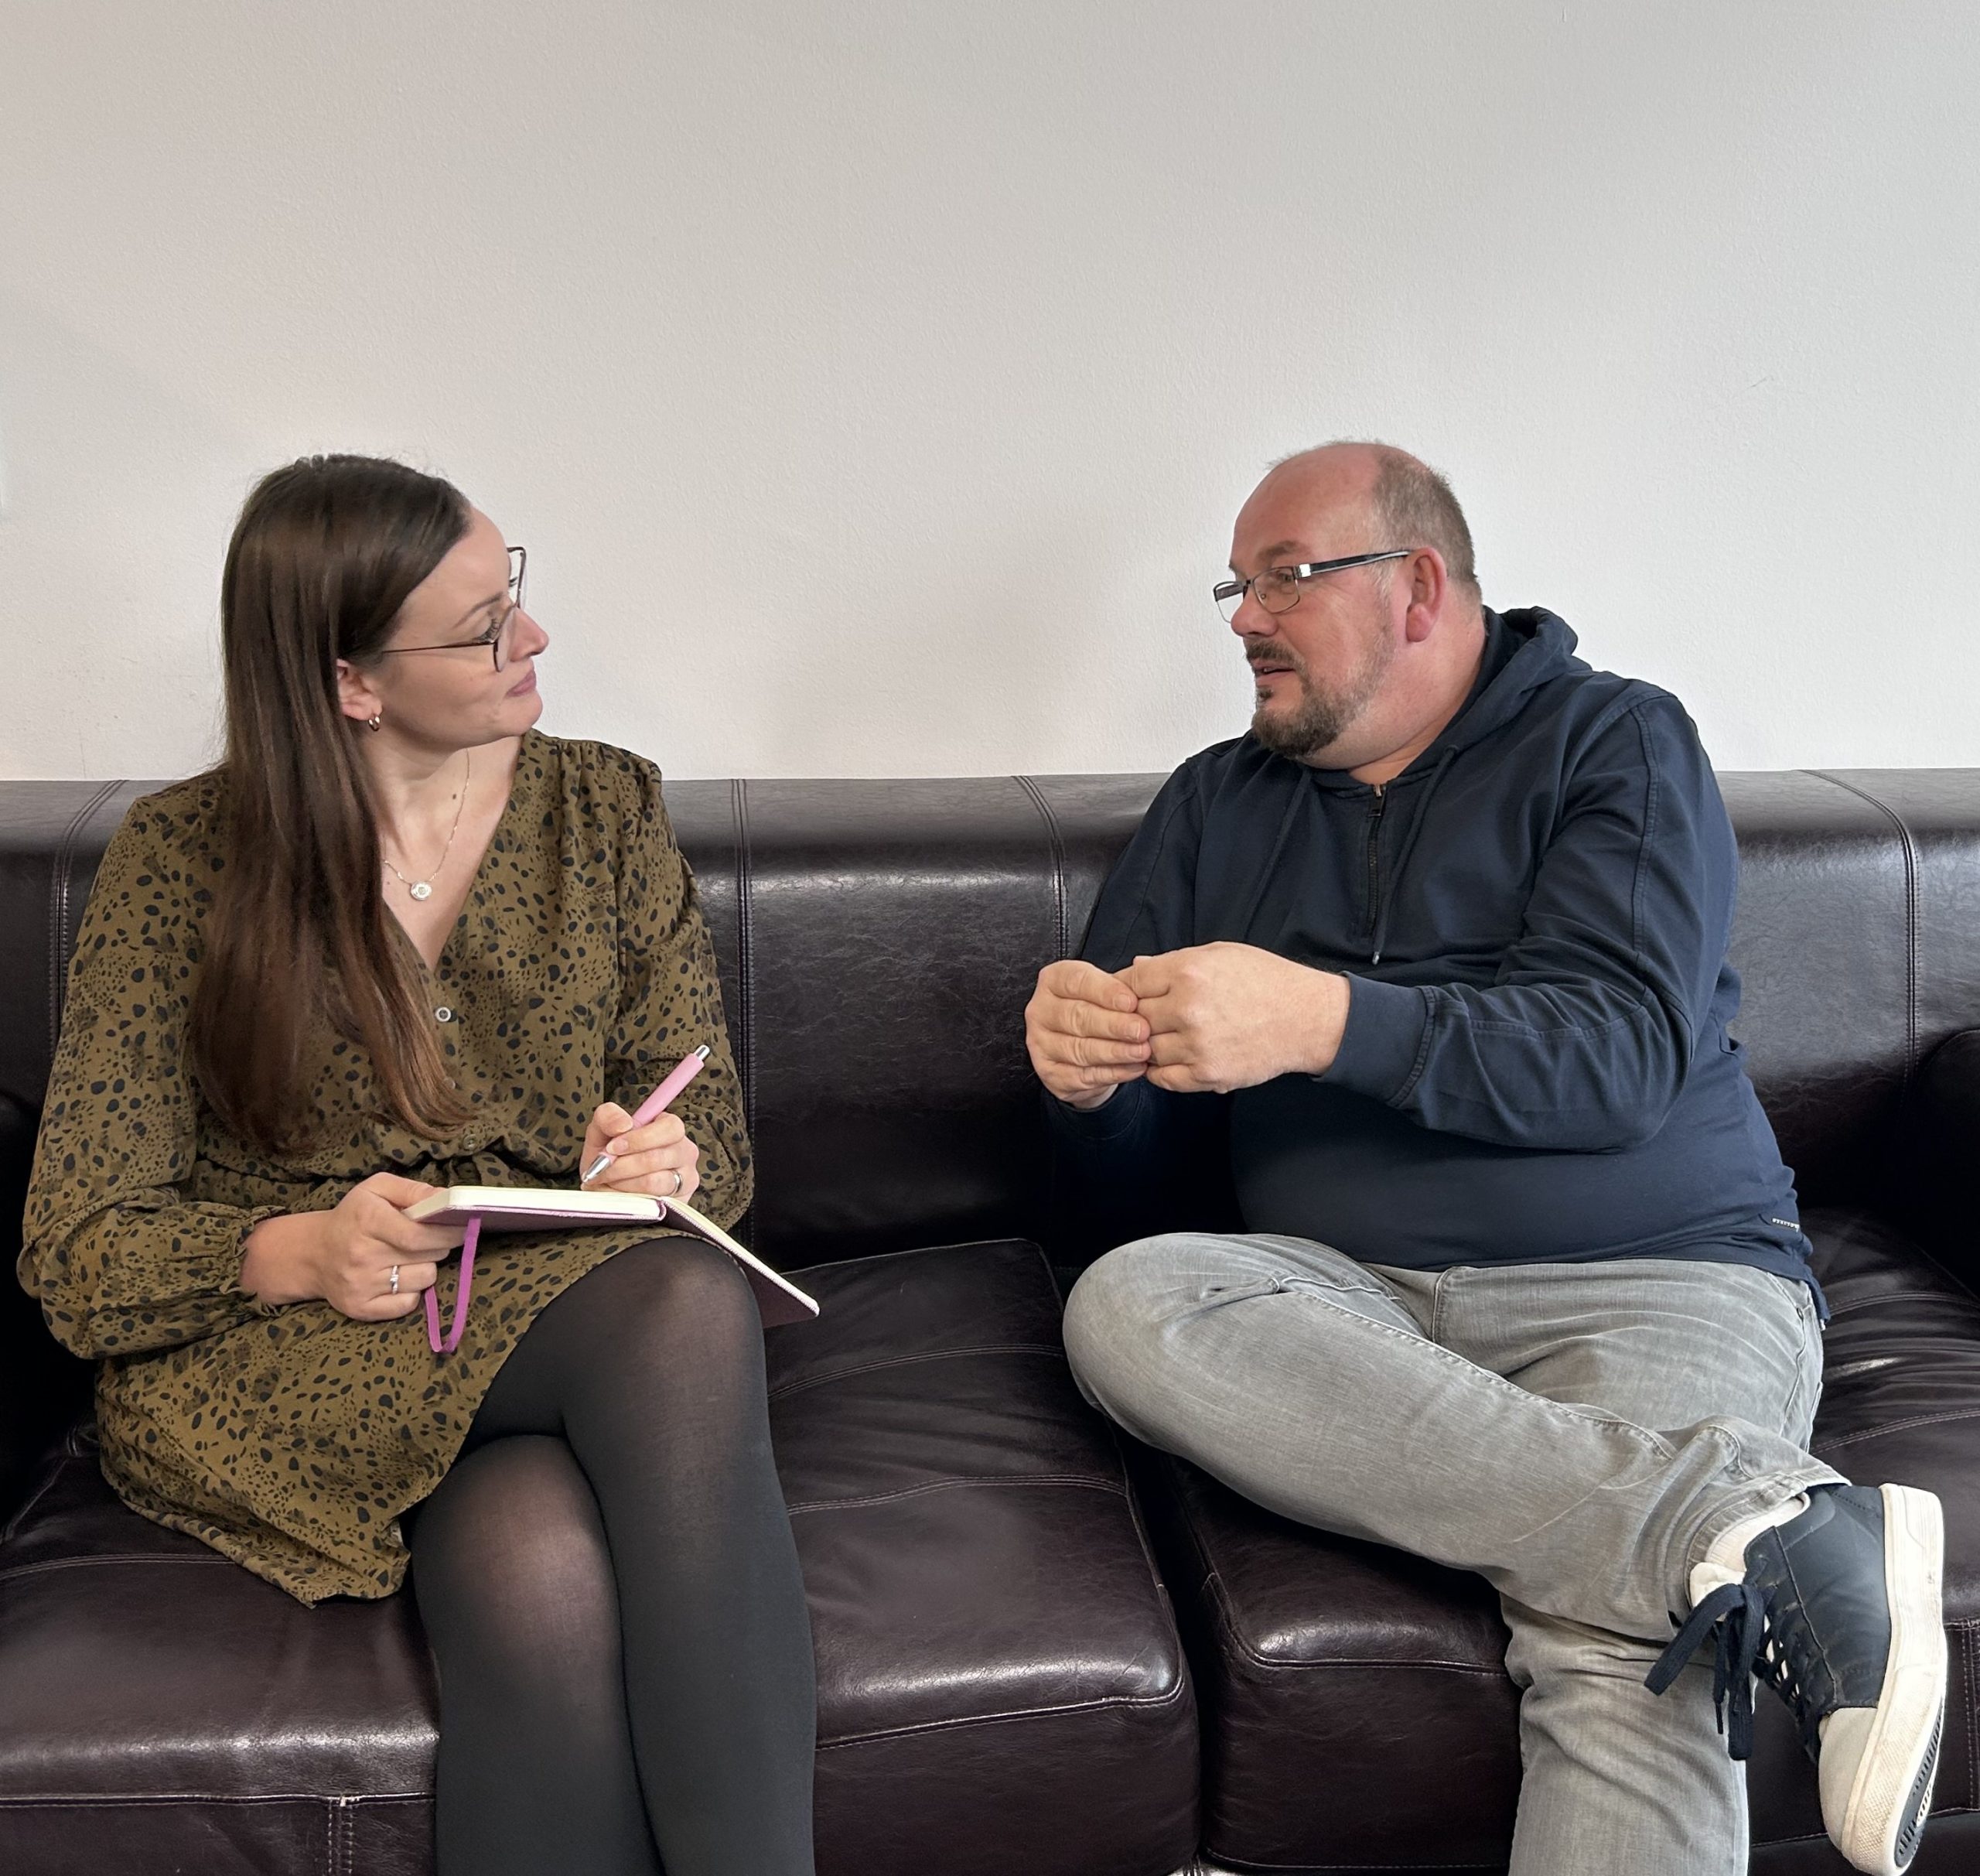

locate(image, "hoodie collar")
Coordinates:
1287 607 1582 793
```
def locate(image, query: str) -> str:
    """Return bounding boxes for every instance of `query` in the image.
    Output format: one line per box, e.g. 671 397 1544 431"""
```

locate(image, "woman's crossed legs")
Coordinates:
407 1239 816 1876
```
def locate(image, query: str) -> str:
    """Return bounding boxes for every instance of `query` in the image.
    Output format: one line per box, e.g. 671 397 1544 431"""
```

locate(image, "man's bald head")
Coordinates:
1261 443 1480 598
1227 441 1488 779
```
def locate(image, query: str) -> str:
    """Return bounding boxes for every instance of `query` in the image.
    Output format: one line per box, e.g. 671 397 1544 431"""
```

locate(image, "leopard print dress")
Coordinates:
17 730 753 1604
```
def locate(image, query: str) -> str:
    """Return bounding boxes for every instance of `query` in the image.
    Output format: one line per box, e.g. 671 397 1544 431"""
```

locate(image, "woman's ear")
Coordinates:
335 657 385 727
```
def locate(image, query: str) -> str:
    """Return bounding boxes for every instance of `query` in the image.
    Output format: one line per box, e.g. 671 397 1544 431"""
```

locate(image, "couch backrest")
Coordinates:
8 769 1980 1259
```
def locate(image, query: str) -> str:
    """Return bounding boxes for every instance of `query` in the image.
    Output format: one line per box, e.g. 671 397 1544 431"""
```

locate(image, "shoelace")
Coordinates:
1645 1581 1767 1758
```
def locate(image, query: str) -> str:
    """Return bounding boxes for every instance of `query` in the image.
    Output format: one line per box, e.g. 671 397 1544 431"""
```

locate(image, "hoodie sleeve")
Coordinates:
1322 694 1735 1152
1046 761 1236 1242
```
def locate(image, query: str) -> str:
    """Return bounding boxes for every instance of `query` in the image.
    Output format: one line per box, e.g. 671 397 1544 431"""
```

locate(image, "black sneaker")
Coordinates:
1645 1482 1945 1876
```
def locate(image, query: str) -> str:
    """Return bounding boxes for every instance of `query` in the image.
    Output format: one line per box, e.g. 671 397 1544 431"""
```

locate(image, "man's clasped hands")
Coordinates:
1024 943 1355 1110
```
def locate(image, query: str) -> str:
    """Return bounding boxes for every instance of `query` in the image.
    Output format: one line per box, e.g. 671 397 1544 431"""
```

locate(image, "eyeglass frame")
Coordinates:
1213 548 1411 622
372 545 528 671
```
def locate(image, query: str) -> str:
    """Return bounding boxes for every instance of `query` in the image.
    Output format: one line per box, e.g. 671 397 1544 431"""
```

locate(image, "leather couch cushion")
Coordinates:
1136 1205 1980 1874
0 1238 1196 1876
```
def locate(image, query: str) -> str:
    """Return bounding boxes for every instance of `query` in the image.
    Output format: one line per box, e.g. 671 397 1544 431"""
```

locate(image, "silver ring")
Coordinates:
670 1170 684 1197
388 1264 401 1295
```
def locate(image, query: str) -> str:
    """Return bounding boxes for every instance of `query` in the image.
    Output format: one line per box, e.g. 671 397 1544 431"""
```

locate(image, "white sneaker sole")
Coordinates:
1827 1483 1947 1876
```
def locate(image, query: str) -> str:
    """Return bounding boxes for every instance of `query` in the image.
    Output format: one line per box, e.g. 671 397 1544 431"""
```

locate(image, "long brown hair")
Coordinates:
188 454 477 1156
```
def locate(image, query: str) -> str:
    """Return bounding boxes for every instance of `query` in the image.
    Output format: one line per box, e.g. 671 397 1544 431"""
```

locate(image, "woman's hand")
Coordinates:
581 1102 702 1205
240 1174 468 1320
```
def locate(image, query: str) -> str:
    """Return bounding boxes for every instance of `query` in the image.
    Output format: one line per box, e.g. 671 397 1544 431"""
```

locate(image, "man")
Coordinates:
1029 443 1944 1876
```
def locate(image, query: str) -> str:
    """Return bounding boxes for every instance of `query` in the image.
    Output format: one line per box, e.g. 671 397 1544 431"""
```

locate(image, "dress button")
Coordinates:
435 1006 454 1023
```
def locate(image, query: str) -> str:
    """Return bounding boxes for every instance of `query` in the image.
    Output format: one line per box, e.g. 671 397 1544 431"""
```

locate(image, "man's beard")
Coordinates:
1248 633 1394 762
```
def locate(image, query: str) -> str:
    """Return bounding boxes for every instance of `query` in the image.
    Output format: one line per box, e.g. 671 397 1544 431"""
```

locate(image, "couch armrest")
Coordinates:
1890 1031 1980 1290
0 1092 93 1526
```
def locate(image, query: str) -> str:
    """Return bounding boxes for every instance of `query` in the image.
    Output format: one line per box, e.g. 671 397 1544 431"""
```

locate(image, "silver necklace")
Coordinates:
382 750 470 902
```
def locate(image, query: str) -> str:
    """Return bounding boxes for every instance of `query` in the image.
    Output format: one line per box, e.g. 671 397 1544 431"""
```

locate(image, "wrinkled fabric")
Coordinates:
19 730 752 1602
1051 608 1814 1299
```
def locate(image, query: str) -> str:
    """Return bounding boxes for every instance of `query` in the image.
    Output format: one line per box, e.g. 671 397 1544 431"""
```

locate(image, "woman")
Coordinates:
18 455 816 1876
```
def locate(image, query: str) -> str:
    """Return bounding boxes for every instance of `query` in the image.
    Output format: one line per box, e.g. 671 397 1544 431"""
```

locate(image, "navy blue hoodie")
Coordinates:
1050 608 1818 1303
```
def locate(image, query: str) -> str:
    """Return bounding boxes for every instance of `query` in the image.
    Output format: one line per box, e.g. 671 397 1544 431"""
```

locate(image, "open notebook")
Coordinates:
405 1186 820 1352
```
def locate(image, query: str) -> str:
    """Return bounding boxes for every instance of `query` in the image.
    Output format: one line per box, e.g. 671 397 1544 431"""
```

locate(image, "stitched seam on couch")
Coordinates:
1806 769 1920 1083
0 1441 83 1547
767 1341 1069 1400
729 777 758 1249
44 780 123 1064
815 1669 1190 1751
1816 1406 1980 1451
1112 1427 1184 1621
783 1235 1046 1279
1204 1568 1504 1677
0 1551 241 1585
1012 775 1070 961
0 1792 428 1808
785 1472 1125 1515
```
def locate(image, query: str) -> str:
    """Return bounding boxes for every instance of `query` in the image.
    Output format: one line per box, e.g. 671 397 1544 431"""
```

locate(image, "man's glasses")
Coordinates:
1214 548 1409 623
376 545 528 671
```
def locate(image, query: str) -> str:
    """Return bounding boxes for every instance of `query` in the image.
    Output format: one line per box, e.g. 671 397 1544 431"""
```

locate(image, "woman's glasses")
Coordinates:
375 546 528 671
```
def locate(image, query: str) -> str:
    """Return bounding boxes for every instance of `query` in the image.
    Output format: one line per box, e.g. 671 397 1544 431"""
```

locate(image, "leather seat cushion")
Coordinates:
0 1238 1197 1876
1133 1205 1980 1874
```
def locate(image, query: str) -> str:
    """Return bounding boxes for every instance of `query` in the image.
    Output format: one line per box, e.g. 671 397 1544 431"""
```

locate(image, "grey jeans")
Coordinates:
1062 1235 1844 1876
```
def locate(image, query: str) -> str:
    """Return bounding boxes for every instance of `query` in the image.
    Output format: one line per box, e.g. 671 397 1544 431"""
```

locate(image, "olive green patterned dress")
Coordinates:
17 730 753 1604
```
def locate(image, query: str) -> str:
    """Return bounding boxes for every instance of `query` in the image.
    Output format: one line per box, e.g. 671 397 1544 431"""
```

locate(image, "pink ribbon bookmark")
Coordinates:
425 1215 481 1355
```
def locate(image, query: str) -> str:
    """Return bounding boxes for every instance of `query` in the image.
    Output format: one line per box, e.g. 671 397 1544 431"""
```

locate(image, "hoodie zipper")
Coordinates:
1365 783 1387 949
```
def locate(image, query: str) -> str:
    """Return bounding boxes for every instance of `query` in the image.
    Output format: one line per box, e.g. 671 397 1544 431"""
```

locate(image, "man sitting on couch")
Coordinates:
1028 442 1945 1876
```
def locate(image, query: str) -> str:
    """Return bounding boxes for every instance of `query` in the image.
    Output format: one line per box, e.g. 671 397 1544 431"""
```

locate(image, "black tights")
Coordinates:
405 1241 816 1876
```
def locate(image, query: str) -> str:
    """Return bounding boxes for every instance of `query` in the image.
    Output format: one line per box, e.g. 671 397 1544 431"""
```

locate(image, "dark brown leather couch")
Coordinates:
3 768 1978 1876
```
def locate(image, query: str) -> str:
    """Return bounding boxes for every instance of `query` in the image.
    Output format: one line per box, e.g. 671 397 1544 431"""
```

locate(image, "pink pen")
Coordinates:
579 1044 711 1187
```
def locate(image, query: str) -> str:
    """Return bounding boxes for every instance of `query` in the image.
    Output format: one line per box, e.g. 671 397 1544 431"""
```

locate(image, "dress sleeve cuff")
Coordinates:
233 1205 292 1317
1319 974 1432 1104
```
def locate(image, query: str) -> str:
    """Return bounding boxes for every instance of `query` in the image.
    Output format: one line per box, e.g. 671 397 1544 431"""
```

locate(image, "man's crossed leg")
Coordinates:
1064 1237 1944 1876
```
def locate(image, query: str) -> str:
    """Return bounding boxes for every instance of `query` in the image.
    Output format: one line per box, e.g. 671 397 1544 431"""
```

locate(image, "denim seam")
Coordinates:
1682 1464 1849 1588
1277 1282 1678 1459
1273 1272 1408 1310
1428 1266 1454 1346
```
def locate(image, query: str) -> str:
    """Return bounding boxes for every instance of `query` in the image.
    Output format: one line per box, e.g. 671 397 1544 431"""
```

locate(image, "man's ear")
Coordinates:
334 657 385 726
1401 548 1449 644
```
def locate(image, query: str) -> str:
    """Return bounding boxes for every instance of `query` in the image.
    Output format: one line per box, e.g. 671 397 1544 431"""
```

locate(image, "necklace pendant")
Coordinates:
409 880 433 901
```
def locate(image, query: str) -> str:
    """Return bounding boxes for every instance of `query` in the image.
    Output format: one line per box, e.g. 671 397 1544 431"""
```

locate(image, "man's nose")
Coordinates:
1228 589 1274 637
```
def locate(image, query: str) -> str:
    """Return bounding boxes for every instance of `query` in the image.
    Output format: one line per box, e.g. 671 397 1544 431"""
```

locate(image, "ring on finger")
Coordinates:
669 1169 684 1198
388 1265 401 1296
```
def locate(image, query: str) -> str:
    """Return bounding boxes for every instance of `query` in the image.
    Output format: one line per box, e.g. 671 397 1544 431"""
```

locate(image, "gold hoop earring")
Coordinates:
367 713 383 733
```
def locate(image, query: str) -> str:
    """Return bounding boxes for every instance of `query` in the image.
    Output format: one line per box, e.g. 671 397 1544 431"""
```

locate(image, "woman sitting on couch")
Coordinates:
17 454 816 1876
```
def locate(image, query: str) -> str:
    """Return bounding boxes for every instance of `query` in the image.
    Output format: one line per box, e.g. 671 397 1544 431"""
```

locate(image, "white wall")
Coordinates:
3 1 1975 782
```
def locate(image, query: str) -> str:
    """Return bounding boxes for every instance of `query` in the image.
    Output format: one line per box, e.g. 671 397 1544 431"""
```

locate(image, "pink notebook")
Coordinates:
405 1185 820 1350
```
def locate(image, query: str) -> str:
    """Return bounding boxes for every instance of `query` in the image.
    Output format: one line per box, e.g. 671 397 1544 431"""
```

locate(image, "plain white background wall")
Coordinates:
2 1 1975 781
